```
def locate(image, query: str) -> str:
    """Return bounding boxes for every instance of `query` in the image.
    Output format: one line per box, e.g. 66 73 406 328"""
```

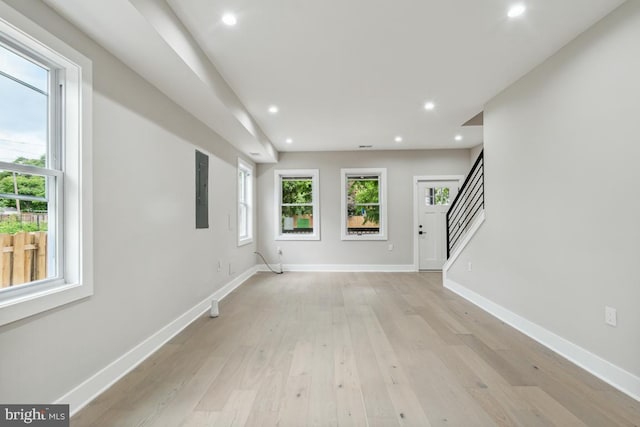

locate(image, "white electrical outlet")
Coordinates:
276 246 283 255
388 244 394 251
605 306 617 327
467 261 473 272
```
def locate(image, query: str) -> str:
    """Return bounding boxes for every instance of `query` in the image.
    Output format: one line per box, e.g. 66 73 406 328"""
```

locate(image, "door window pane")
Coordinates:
425 187 450 206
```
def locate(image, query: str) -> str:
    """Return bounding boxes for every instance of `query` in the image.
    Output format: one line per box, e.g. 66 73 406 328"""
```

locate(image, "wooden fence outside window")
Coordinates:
0 232 48 288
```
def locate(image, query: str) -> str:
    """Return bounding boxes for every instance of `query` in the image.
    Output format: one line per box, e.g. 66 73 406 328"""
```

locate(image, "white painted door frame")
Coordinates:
412 175 464 271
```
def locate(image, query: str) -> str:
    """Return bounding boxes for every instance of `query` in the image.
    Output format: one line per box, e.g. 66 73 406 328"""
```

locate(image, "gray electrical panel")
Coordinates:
195 150 209 229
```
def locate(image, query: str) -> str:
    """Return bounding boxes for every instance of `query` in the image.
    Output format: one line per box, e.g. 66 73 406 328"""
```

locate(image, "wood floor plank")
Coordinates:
308 306 338 426
195 345 255 412
332 307 368 427
147 355 228 427
180 410 220 427
214 389 257 427
70 342 182 426
276 373 312 426
346 303 400 425
513 386 587 427
72 272 640 427
357 305 432 426
402 348 498 426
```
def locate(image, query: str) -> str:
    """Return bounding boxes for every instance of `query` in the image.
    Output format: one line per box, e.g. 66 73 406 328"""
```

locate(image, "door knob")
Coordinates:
419 231 424 235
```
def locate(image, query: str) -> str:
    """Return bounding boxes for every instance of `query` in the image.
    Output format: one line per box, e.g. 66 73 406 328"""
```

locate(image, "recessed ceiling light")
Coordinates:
394 136 403 143
455 135 463 141
285 138 293 144
507 4 526 18
222 13 237 26
424 101 435 111
268 105 279 114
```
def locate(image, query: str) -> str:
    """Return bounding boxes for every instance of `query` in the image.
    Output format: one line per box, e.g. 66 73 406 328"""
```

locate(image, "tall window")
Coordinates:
0 4 92 326
237 158 253 245
0 43 59 287
275 169 320 240
341 168 387 240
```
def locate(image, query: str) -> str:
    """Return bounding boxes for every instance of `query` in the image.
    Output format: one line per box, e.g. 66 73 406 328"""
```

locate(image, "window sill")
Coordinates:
341 234 388 241
238 237 254 247
0 281 92 326
275 234 320 241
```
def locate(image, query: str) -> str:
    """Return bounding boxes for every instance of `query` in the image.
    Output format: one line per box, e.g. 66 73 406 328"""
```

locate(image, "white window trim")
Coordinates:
0 3 93 326
341 168 387 241
237 158 253 246
274 169 320 241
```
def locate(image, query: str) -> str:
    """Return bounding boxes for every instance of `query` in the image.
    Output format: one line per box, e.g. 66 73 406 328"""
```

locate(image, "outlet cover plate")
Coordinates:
605 306 617 327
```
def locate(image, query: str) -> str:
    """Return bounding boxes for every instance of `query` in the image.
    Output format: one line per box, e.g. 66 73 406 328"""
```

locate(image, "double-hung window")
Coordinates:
341 168 387 240
0 4 92 326
237 158 253 245
275 169 320 240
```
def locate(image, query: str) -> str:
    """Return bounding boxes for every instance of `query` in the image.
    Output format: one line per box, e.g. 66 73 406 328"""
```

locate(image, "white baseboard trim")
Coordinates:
57 265 258 416
444 278 640 402
256 264 415 273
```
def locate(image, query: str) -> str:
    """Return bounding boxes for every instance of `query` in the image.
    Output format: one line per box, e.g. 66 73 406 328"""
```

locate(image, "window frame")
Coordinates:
0 35 64 287
0 3 93 327
237 158 253 246
341 168 387 241
274 169 320 241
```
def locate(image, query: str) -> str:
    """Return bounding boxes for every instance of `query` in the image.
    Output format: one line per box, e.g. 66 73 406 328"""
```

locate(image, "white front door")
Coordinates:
417 181 459 270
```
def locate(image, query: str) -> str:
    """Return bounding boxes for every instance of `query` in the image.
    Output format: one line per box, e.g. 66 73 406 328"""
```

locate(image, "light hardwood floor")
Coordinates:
72 272 640 426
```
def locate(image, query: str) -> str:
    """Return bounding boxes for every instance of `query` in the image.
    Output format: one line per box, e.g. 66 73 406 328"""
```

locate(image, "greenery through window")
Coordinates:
0 40 57 289
426 187 450 206
0 4 93 326
341 168 387 240
281 177 314 234
346 176 380 235
275 169 319 240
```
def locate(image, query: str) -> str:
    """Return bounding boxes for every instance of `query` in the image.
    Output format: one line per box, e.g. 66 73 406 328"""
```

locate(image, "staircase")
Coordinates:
446 150 484 258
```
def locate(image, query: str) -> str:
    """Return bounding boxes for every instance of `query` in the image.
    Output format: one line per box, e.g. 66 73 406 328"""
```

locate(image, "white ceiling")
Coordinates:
44 0 624 160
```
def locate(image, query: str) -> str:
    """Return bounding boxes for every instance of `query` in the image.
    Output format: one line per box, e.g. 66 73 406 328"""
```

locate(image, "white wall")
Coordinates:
469 143 483 167
0 0 256 404
257 150 470 267
448 1 640 381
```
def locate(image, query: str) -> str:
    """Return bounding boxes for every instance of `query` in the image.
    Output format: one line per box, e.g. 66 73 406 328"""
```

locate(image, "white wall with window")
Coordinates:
341 168 387 240
237 158 253 245
274 169 320 240
0 0 257 408
0 5 93 326
257 151 470 267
